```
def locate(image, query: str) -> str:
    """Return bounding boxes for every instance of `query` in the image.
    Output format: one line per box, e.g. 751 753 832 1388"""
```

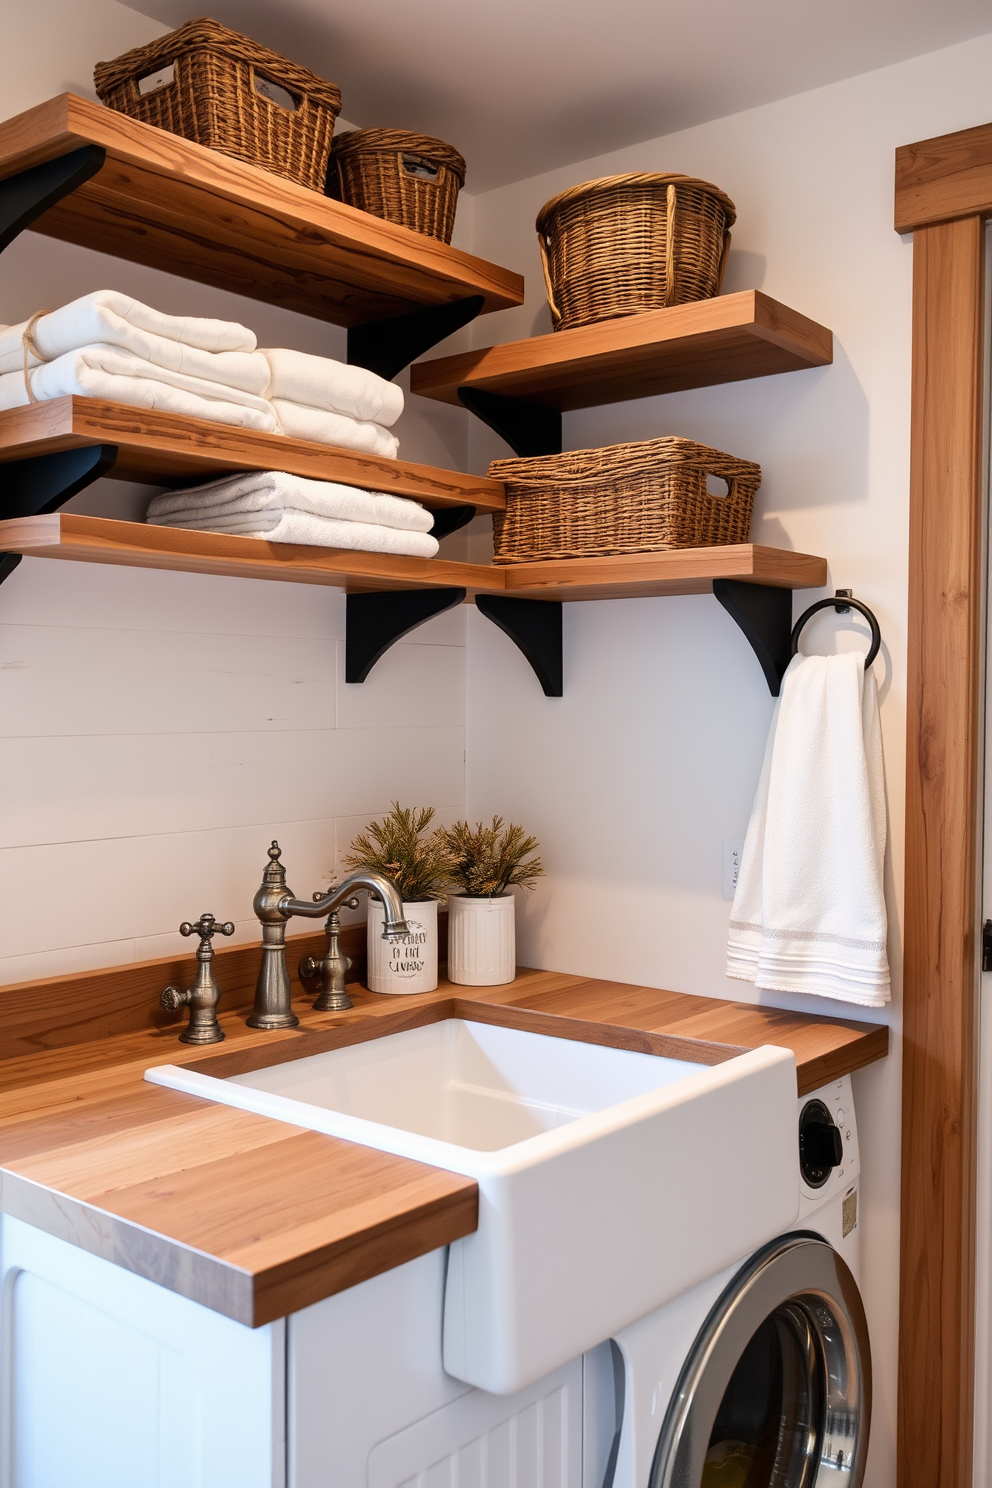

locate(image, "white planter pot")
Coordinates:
366 898 438 995
447 894 516 986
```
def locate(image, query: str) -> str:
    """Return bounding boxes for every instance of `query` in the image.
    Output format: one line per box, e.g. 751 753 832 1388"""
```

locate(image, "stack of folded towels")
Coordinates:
146 470 439 557
0 290 404 458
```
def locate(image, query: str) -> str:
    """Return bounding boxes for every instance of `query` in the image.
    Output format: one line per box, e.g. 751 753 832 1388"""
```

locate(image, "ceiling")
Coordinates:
133 0 992 190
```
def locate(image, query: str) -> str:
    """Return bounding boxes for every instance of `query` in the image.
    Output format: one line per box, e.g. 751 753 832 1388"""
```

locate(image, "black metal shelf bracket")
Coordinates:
0 443 118 587
458 386 562 457
713 577 793 696
346 587 466 683
476 594 563 696
0 145 106 255
430 504 476 541
348 296 484 382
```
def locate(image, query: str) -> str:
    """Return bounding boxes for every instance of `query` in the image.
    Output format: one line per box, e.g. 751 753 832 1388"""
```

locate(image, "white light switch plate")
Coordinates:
723 839 744 900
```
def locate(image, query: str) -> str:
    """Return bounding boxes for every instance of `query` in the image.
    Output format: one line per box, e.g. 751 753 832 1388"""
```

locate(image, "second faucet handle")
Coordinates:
180 913 235 942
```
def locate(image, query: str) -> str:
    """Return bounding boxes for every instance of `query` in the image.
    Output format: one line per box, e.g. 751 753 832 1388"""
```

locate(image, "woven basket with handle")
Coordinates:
490 437 760 563
329 129 466 242
94 17 342 192
536 174 736 332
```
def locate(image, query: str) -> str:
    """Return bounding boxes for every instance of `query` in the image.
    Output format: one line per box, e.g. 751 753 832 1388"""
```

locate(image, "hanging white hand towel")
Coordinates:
726 651 890 1006
260 347 404 426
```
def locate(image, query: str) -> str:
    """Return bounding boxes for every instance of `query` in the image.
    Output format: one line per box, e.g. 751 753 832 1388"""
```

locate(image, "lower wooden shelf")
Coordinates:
0 514 828 602
0 398 506 514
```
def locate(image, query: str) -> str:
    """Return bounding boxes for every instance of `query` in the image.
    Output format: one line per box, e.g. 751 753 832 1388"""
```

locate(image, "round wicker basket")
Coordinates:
536 173 736 331
330 129 466 243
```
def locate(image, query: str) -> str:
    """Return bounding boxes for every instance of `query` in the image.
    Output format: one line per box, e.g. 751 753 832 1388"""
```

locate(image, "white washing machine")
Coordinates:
604 1073 868 1488
289 1073 869 1488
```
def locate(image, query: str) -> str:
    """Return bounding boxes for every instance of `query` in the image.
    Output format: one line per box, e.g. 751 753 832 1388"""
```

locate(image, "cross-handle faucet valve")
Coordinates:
160 913 235 1044
300 894 360 1012
248 841 410 1031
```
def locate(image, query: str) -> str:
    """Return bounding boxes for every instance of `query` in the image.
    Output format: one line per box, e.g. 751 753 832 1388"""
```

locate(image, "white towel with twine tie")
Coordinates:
726 651 890 1006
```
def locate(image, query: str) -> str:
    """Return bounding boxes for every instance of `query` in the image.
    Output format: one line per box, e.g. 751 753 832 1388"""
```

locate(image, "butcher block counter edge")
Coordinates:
0 948 888 1327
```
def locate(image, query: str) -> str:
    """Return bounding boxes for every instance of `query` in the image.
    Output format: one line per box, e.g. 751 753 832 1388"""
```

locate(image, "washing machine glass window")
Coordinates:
648 1234 871 1488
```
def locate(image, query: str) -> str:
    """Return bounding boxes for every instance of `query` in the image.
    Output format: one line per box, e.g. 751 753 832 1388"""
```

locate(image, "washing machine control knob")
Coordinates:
799 1099 844 1187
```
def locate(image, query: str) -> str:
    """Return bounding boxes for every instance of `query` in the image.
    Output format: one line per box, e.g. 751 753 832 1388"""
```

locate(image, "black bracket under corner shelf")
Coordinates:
430 504 476 541
345 587 466 683
0 443 119 587
457 387 562 457
347 296 484 382
713 577 793 696
476 594 563 697
0 145 106 255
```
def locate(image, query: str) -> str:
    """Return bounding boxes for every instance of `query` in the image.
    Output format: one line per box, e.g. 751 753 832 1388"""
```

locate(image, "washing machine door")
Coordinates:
648 1233 870 1488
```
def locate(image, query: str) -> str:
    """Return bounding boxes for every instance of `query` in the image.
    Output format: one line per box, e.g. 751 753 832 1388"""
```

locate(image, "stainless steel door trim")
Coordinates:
649 1232 871 1488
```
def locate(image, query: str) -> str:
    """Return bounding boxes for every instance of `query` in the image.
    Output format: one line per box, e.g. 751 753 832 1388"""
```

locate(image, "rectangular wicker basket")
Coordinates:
94 18 342 192
329 129 466 243
490 438 761 564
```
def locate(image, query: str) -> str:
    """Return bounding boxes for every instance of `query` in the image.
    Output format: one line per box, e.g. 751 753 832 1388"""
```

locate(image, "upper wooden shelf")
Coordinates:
410 291 833 410
0 94 524 326
0 511 826 603
0 398 506 514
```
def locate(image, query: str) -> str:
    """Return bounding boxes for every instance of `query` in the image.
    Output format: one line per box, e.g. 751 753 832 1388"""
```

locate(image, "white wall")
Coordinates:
459 31 992 1486
0 0 470 981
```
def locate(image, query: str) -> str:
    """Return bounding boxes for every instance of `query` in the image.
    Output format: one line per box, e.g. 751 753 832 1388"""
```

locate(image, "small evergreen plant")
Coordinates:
443 816 543 898
345 802 455 903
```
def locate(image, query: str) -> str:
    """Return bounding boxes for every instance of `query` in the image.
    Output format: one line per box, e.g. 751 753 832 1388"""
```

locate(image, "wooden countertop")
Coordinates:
0 937 887 1327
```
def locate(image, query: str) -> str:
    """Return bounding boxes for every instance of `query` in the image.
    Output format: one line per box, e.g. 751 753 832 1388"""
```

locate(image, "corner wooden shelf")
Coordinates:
410 291 833 410
0 511 826 604
0 512 506 595
0 93 524 325
0 398 506 514
501 544 827 602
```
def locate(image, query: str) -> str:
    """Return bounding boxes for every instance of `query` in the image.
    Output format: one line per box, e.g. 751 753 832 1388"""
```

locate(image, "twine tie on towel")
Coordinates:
21 309 52 405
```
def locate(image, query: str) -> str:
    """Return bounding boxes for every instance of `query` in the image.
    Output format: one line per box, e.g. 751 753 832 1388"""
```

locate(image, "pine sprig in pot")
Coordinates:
443 816 543 898
345 802 455 903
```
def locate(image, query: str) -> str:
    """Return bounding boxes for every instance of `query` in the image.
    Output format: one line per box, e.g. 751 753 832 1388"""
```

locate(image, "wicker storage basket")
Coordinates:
490 438 760 564
329 129 466 242
94 18 342 192
536 174 736 331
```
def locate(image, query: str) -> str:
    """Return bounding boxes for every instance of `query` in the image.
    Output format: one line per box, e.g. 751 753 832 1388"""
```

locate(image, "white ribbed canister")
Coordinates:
366 898 438 994
447 894 516 986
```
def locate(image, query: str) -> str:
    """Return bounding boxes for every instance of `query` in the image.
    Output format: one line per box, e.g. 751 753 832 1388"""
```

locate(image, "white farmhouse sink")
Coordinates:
148 1017 798 1394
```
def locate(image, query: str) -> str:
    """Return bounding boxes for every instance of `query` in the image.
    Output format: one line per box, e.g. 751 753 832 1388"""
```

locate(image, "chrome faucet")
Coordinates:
248 841 410 1029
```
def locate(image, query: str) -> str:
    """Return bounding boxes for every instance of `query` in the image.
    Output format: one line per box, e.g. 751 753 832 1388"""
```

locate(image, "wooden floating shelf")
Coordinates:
499 545 827 602
0 94 524 326
411 291 833 410
0 513 827 602
0 398 506 514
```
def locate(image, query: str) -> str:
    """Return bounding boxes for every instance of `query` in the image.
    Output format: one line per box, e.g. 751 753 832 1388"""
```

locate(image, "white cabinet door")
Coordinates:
0 1217 284 1488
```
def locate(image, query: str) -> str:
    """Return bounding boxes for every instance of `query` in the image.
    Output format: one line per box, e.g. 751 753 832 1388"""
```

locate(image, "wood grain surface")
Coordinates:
895 120 992 233
1 945 887 1326
899 214 986 1488
0 94 523 323
411 291 833 410
0 512 507 594
499 544 827 601
0 399 507 513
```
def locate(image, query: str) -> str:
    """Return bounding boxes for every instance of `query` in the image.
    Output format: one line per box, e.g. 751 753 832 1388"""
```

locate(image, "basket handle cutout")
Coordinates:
136 62 175 97
664 182 677 307
705 472 732 499
252 72 298 112
401 154 440 182
538 234 562 328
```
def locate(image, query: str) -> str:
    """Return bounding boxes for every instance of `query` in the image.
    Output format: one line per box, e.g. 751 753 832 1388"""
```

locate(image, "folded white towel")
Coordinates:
150 507 439 557
0 291 256 378
146 470 434 533
726 652 890 1006
271 399 399 459
261 347 403 426
0 345 278 432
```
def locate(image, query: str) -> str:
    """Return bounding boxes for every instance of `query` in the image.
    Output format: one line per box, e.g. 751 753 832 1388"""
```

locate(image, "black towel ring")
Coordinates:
790 589 881 670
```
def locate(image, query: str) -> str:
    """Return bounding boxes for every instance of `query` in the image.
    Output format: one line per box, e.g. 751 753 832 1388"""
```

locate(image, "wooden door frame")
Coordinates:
896 126 992 1487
